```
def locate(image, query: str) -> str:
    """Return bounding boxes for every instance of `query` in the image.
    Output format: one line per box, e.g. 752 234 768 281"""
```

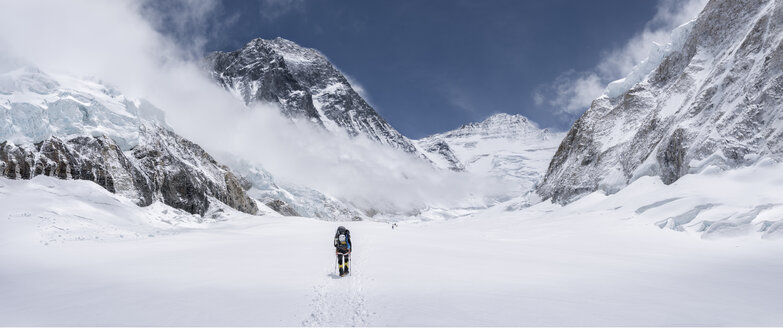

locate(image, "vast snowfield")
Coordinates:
2 161 783 326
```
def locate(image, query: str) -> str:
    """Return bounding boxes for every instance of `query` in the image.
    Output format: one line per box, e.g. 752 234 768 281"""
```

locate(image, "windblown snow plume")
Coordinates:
534 0 708 118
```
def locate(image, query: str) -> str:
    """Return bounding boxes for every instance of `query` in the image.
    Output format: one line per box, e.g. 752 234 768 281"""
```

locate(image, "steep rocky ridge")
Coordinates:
206 37 418 153
0 125 258 217
538 0 783 203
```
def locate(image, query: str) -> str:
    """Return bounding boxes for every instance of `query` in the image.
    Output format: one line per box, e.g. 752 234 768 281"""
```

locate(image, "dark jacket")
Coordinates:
334 227 352 253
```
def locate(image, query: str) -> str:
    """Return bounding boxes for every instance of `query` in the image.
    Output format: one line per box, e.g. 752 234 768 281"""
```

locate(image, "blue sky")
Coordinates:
156 0 704 138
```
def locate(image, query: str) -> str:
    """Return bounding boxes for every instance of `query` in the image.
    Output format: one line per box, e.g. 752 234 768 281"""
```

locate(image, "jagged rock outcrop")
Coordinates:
205 40 322 122
418 139 464 171
206 37 418 153
0 126 258 216
131 125 258 216
538 0 783 203
1 136 154 205
265 199 300 217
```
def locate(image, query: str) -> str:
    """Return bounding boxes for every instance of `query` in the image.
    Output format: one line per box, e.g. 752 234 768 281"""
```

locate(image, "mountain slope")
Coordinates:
538 0 783 203
417 113 564 194
0 67 258 216
206 37 417 153
0 67 370 221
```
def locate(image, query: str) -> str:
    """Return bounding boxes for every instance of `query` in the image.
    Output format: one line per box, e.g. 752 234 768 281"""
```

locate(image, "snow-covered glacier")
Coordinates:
2 158 783 326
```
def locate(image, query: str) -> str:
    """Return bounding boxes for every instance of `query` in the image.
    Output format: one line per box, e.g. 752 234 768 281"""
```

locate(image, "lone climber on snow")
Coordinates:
334 226 352 277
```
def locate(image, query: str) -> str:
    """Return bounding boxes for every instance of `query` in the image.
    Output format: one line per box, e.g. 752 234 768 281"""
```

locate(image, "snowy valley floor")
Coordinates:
2 164 783 326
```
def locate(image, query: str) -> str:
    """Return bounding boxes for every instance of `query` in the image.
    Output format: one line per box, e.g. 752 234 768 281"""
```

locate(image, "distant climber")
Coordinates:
334 226 352 277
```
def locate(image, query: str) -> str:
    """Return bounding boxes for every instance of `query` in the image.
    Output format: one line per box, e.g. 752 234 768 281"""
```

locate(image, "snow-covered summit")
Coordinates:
416 113 564 196
444 113 549 139
206 37 418 153
264 37 330 67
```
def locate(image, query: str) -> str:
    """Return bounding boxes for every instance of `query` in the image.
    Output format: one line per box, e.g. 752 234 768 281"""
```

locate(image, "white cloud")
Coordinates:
0 0 512 215
140 0 218 56
532 92 545 106
343 73 371 103
259 0 305 22
140 0 240 58
443 85 480 115
448 94 478 115
535 0 708 118
534 71 604 115
597 0 707 79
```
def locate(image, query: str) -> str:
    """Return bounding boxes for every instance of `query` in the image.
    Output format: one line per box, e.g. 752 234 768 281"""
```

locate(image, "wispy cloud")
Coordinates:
596 0 708 78
343 73 371 103
443 84 480 116
534 0 707 119
259 0 305 22
140 0 239 57
534 70 604 116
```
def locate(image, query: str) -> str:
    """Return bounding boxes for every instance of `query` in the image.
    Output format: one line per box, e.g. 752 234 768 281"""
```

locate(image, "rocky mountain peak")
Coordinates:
206 37 419 153
264 37 330 67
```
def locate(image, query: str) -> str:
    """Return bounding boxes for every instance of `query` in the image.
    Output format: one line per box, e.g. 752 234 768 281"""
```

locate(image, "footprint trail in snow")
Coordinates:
304 232 373 327
302 269 369 326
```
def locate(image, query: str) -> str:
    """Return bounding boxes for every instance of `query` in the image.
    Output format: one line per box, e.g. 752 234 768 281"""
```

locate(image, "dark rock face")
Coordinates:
419 138 465 171
132 125 258 216
0 126 258 217
206 37 417 153
265 199 300 217
658 128 688 184
1 136 154 206
538 0 783 204
206 40 322 122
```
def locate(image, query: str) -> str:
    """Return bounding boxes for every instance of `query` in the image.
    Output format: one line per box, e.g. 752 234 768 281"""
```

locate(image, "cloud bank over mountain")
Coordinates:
0 0 515 214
